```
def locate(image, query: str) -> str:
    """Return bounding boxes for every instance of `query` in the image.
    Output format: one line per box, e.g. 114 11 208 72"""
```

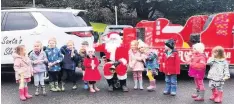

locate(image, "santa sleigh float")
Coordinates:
123 12 234 69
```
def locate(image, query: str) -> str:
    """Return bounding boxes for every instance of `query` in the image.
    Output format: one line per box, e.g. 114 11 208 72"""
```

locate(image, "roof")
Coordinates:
1 8 86 13
107 25 133 28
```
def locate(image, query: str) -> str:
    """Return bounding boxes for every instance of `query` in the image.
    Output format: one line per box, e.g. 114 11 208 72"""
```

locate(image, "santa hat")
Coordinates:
107 32 121 41
193 43 205 53
165 39 175 49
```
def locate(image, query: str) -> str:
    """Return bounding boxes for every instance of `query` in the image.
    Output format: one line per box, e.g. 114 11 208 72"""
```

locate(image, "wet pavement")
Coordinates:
1 64 234 104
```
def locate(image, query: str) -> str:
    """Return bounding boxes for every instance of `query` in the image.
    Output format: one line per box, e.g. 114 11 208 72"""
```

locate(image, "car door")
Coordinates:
1 12 42 64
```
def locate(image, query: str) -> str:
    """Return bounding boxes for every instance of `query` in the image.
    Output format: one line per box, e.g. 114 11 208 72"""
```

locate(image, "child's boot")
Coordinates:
214 91 223 103
194 90 205 101
41 85 47 96
35 86 40 96
170 82 177 96
72 83 77 90
83 82 89 90
139 80 144 90
147 80 156 91
134 80 138 90
49 82 56 92
24 87 33 99
61 82 65 91
192 88 199 98
209 88 217 100
55 82 61 92
19 88 26 101
89 84 96 93
94 84 100 92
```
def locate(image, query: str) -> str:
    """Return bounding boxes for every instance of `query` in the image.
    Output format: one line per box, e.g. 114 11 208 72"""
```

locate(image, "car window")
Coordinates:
1 12 6 31
1 12 5 23
4 12 37 31
41 12 85 27
203 15 214 31
75 16 88 26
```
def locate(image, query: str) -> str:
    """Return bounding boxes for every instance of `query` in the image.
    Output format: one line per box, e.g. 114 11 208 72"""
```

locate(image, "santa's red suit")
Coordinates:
94 39 129 80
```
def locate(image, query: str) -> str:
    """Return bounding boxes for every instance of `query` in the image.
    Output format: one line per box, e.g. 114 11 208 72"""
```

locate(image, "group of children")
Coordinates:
128 39 230 103
13 38 101 101
13 38 230 103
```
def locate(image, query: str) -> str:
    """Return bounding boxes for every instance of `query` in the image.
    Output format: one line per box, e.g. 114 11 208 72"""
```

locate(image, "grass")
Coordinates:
90 22 107 33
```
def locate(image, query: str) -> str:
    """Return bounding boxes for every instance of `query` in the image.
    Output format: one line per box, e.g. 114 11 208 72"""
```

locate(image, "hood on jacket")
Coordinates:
12 53 23 59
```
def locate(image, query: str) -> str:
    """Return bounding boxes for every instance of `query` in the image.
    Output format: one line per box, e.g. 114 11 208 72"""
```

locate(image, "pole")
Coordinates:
115 6 118 25
33 0 35 7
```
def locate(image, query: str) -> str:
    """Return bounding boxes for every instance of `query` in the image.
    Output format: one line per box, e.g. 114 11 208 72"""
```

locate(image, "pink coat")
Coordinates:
128 49 146 72
13 53 33 81
188 52 207 79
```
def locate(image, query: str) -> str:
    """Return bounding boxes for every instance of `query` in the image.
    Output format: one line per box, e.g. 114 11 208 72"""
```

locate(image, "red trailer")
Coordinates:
123 12 234 69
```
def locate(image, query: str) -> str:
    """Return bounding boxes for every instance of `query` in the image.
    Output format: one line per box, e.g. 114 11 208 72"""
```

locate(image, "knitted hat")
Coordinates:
192 43 205 53
86 47 95 52
82 41 89 45
165 39 175 49
138 40 146 48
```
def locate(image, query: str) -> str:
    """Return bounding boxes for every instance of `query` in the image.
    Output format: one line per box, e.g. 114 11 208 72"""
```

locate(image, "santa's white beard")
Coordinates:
105 40 121 61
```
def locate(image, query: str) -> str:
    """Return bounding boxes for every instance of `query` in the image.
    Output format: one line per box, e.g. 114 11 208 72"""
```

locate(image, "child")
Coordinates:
78 41 89 89
83 47 101 93
128 40 145 90
45 38 64 92
60 40 81 91
142 42 159 91
160 39 180 96
29 41 48 96
207 46 230 103
185 43 207 101
13 45 33 101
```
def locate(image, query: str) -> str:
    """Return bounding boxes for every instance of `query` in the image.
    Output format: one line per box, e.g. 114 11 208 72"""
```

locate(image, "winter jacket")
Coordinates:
128 49 146 72
44 47 64 72
145 50 159 70
207 58 230 81
188 52 207 79
160 50 180 75
13 53 33 81
60 45 81 70
29 50 48 73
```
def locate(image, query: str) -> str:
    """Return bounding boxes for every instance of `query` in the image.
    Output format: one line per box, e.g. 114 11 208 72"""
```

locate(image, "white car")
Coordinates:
1 8 98 72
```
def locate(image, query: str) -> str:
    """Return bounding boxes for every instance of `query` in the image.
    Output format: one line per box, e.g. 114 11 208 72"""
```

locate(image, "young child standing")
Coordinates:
13 45 33 101
45 38 64 92
29 41 48 96
60 40 81 91
78 41 89 89
83 47 101 93
207 46 230 103
185 43 207 101
142 42 159 91
128 40 145 90
160 39 180 96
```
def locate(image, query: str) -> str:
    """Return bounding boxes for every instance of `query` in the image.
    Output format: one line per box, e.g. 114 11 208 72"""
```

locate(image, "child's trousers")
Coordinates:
34 72 45 86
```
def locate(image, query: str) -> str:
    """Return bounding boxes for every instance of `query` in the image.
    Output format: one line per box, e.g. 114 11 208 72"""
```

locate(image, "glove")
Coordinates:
112 61 120 67
223 76 230 81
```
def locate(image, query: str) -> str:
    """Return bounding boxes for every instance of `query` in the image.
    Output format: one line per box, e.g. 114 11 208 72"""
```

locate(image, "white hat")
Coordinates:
86 47 95 52
138 40 147 48
193 43 205 53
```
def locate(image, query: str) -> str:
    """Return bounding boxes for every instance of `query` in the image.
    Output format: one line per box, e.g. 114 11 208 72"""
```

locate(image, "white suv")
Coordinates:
1 8 98 71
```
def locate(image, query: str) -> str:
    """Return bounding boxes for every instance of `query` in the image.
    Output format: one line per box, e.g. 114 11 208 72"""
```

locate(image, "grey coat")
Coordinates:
207 58 230 81
29 51 48 73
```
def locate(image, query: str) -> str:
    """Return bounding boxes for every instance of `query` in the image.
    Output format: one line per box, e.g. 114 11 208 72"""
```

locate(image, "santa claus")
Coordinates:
94 32 129 92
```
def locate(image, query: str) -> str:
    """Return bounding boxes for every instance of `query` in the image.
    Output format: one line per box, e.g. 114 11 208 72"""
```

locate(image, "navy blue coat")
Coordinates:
60 45 81 70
